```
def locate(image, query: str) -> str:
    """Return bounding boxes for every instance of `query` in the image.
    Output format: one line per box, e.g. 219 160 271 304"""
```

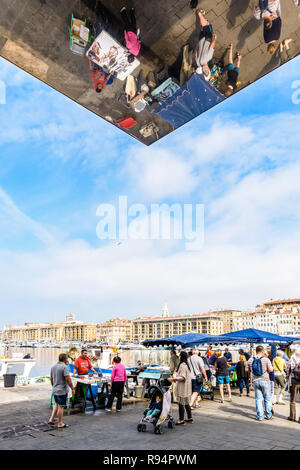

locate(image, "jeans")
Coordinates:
239 378 250 394
253 380 272 420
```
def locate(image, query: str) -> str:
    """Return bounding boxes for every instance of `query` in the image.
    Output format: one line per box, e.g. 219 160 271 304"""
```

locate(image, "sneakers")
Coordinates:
105 408 111 412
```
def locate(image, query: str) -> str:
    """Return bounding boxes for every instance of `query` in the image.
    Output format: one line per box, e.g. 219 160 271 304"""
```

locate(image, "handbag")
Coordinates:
190 357 203 385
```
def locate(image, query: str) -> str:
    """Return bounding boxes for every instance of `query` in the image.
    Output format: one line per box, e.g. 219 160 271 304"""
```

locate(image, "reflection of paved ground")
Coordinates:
0 1 300 145
0 384 299 450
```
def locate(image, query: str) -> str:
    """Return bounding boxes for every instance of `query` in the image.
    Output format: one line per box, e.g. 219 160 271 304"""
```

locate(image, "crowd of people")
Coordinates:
49 344 300 430
167 343 300 426
187 0 299 95
87 1 299 99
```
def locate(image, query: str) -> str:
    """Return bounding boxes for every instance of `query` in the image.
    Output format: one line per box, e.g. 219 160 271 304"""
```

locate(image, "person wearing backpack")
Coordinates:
246 345 274 421
188 348 208 408
286 345 300 423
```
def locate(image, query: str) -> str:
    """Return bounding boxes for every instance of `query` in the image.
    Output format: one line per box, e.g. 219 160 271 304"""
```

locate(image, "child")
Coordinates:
224 44 241 97
145 395 162 421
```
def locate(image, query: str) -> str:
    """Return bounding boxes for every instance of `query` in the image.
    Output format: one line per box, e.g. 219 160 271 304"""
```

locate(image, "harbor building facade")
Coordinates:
2 298 300 345
233 299 300 336
132 310 224 342
2 315 97 344
101 318 134 344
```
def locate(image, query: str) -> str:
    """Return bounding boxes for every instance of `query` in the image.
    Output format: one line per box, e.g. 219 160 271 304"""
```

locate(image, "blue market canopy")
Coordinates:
143 329 294 348
220 328 294 345
154 73 225 129
142 333 208 348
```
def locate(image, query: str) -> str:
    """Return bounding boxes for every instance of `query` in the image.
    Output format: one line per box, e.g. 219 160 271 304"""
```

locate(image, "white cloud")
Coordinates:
1 58 300 325
125 147 198 199
1 232 300 325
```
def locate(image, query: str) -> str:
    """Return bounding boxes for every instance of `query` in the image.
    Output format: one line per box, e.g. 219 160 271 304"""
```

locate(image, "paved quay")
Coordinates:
0 384 299 450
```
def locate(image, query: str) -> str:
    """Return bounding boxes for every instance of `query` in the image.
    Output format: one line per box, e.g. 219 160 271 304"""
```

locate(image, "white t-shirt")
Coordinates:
188 355 204 380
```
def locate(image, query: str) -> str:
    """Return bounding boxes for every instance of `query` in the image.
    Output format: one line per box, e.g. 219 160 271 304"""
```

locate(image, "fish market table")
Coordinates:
71 376 109 412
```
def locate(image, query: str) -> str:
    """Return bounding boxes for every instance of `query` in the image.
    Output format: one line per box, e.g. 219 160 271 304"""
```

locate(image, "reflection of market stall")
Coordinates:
154 73 225 130
87 30 140 81
66 10 172 145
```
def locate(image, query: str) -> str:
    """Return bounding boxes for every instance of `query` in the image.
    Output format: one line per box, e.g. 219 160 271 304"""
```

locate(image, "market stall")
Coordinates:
220 328 295 345
142 332 209 348
70 375 109 412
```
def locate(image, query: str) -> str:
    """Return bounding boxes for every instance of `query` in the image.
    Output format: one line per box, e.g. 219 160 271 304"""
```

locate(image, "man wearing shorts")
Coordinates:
224 43 242 97
195 9 217 81
49 353 75 429
215 350 232 403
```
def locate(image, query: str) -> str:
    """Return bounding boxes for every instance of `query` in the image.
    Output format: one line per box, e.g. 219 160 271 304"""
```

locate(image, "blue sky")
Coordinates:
0 55 300 327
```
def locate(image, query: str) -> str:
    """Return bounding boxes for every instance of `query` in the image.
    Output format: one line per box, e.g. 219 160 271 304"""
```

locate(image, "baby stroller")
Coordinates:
137 383 175 435
196 358 214 401
200 380 214 400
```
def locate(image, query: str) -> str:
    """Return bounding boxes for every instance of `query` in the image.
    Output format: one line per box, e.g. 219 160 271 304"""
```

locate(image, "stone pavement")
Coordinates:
0 383 299 450
0 1 299 145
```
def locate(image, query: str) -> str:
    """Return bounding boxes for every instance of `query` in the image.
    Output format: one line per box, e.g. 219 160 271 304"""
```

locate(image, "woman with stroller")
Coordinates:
168 351 193 425
236 354 250 397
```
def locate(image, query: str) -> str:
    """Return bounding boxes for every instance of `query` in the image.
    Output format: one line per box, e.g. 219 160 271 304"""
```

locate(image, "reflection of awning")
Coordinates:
154 73 225 129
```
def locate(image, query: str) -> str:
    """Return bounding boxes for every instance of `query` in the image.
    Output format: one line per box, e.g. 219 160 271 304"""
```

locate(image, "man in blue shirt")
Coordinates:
224 348 232 363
